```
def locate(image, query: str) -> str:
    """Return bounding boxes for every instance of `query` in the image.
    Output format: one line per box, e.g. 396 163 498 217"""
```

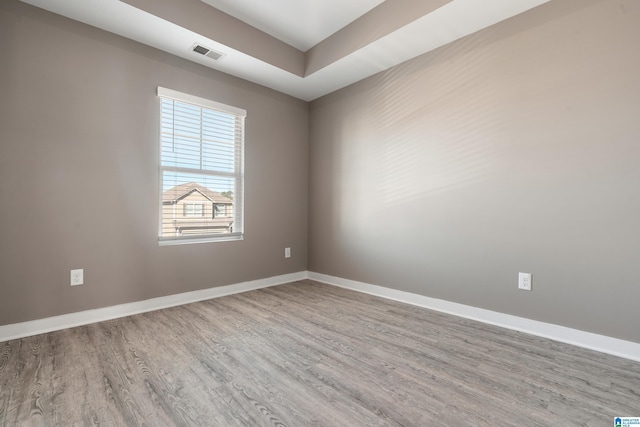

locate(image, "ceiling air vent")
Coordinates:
191 44 225 61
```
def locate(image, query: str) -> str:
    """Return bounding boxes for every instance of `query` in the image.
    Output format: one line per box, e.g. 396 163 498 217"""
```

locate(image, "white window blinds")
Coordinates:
158 87 246 244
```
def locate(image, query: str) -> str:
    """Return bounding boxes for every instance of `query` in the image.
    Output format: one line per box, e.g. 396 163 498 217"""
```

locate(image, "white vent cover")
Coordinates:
191 44 225 61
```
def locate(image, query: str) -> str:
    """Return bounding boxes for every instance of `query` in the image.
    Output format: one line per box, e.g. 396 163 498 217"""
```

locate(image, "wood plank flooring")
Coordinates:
1 280 639 426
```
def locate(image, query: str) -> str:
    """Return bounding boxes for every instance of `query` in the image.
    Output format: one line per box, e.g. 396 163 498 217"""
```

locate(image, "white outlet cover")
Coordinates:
518 272 532 291
285 247 291 258
71 269 84 286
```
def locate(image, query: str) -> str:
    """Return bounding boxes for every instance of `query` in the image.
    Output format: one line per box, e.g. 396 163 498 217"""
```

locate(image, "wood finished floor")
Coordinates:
1 280 639 426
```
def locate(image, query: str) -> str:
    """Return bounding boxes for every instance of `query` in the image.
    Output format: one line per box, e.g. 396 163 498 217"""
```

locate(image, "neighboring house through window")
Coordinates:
158 87 246 243
162 182 234 236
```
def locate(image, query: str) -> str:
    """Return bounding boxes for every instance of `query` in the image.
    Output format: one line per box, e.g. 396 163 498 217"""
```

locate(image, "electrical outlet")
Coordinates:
70 269 84 286
518 272 532 291
284 247 291 259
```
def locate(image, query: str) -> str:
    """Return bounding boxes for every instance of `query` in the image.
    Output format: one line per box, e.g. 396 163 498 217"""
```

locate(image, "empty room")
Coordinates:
1 0 639 425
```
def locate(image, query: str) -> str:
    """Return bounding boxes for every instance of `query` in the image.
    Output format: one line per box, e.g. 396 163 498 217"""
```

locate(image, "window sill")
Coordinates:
158 233 243 246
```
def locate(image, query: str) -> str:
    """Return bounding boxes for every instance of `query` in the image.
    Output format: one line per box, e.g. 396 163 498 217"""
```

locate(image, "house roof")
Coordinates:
163 182 233 204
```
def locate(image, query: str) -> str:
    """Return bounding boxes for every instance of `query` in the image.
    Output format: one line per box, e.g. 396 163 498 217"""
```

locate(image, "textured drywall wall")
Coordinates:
0 0 308 325
309 0 640 343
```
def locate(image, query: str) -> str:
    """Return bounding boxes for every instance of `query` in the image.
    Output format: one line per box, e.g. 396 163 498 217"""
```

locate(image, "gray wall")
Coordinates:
309 0 640 343
0 1 309 326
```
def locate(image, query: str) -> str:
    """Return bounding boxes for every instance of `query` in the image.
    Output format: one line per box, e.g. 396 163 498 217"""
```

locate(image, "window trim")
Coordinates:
157 87 246 245
157 87 247 117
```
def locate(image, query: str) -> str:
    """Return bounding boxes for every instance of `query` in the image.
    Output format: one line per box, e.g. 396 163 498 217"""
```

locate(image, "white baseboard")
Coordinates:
0 271 307 342
4 270 639 363
307 271 640 363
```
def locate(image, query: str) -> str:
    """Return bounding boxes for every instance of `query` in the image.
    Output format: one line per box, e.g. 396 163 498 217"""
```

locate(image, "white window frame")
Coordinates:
157 87 246 245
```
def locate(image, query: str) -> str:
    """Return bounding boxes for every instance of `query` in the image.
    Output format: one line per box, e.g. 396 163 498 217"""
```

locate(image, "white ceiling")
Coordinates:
200 0 386 51
20 0 551 101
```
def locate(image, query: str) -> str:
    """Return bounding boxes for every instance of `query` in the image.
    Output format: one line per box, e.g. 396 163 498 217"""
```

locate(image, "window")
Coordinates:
183 203 204 217
158 87 246 244
215 203 231 218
